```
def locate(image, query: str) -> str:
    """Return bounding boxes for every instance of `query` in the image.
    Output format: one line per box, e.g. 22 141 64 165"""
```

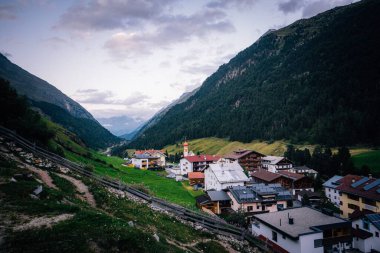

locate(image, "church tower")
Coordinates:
183 141 189 157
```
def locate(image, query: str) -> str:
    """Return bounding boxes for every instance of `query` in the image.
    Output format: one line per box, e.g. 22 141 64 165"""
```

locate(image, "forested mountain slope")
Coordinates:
131 0 380 149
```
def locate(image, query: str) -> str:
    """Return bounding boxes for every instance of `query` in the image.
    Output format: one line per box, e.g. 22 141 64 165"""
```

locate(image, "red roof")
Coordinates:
251 170 282 182
277 171 305 181
184 155 221 163
336 175 380 201
188 172 205 179
224 149 264 160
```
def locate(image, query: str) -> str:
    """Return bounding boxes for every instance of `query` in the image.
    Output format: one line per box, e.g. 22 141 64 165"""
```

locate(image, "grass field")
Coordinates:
65 151 200 209
352 150 380 172
163 137 373 157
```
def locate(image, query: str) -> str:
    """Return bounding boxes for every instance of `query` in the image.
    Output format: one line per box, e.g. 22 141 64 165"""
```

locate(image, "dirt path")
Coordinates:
55 173 96 207
27 166 58 190
13 214 74 231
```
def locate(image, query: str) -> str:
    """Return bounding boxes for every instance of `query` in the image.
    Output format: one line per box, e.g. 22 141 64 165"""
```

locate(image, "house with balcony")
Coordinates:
132 149 166 168
323 175 343 207
351 212 380 253
179 155 220 175
227 184 292 214
251 207 352 253
336 175 380 218
262 156 293 173
196 190 231 215
224 149 265 172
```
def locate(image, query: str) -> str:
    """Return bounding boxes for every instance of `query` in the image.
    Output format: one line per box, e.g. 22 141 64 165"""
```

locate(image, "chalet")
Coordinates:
224 149 265 172
323 175 343 207
288 165 318 179
131 154 161 170
188 172 204 186
227 184 292 214
351 212 380 252
297 190 322 205
251 207 352 253
179 155 220 175
196 190 231 215
133 149 166 167
336 175 380 218
204 160 249 191
262 156 293 173
250 170 313 195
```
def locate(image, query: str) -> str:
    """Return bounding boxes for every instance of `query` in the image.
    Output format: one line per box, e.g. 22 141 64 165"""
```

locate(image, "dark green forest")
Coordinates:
0 78 54 144
131 0 380 149
31 101 120 150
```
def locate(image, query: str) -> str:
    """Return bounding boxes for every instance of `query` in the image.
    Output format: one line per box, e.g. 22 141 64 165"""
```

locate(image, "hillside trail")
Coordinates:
55 173 96 207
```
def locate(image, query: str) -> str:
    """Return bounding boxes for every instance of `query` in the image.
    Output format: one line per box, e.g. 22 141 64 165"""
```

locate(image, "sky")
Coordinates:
0 0 356 122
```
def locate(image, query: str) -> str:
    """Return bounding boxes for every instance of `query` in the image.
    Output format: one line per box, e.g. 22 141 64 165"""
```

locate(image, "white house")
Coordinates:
322 175 343 207
133 149 166 168
288 165 318 179
251 207 352 253
204 160 249 191
352 213 380 253
179 155 220 175
262 156 293 173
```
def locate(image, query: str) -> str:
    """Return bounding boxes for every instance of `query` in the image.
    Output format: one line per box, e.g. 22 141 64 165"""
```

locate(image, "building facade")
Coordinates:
252 207 352 253
224 149 265 172
337 175 380 218
179 155 220 175
352 213 380 253
323 175 343 207
262 156 293 173
204 160 249 191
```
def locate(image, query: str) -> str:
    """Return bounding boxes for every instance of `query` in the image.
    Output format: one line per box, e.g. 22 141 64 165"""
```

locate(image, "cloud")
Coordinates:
0 4 17 20
278 0 305 14
55 0 176 32
72 89 149 106
206 0 257 9
104 9 235 60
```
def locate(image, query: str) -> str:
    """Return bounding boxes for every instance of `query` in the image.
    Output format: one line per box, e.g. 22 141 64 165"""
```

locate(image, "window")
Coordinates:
334 190 336 193
348 203 359 210
356 224 359 229
282 234 286 240
314 239 323 248
376 232 379 237
272 231 277 242
363 219 370 230
339 201 343 206
257 205 260 209
247 206 253 212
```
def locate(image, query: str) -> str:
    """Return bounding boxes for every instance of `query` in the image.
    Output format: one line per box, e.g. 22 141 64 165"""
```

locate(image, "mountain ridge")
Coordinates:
130 0 380 149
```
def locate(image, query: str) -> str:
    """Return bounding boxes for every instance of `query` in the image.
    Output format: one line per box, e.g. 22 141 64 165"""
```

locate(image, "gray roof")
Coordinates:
253 207 349 239
207 190 231 201
134 154 157 159
366 213 380 231
208 161 249 183
229 184 292 204
323 175 343 189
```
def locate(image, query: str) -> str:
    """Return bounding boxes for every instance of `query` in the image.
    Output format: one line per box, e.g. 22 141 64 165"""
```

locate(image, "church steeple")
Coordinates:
183 140 189 157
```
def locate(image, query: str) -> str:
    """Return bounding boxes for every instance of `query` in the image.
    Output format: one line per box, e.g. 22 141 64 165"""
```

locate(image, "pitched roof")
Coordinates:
253 207 350 239
352 228 373 239
188 172 205 179
251 170 282 182
292 166 318 173
336 175 380 201
323 175 343 189
134 154 158 159
262 156 292 165
208 161 249 183
195 194 210 205
135 149 164 155
230 184 292 204
277 171 305 181
224 149 264 160
184 155 221 163
207 190 231 201
367 213 380 231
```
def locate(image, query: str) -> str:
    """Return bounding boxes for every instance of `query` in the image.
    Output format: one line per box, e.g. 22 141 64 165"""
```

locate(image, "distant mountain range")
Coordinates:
97 115 144 137
130 0 380 149
0 54 120 149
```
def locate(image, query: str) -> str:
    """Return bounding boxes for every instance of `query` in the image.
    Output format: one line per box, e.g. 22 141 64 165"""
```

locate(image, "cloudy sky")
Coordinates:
0 0 356 121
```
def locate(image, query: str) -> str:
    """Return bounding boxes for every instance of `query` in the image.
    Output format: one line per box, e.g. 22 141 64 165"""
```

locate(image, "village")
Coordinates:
129 142 380 253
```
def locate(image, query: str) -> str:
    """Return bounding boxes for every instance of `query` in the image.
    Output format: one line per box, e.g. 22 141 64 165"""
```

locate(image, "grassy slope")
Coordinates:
0 155 222 252
163 137 372 156
352 150 380 172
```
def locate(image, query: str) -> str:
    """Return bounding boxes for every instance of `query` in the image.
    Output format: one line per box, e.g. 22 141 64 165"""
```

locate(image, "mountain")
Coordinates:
97 115 144 136
0 54 94 120
131 87 199 141
0 53 119 149
130 0 380 149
